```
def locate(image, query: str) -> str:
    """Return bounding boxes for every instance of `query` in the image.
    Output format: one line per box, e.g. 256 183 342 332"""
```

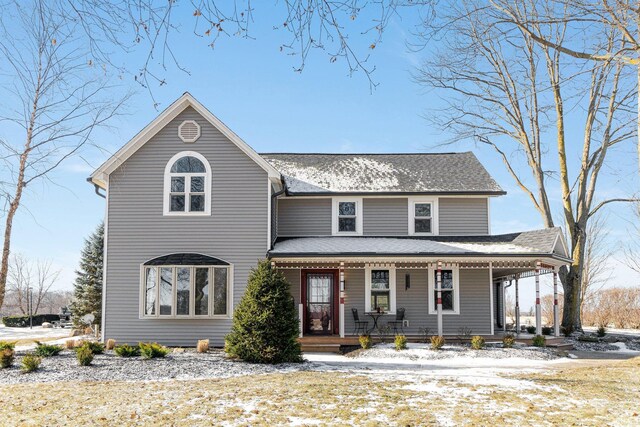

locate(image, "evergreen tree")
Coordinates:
225 260 302 364
70 222 104 327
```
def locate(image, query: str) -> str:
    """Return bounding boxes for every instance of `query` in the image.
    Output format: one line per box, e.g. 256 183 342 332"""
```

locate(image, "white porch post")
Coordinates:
437 260 443 336
502 280 507 331
515 274 520 335
298 303 303 338
553 268 560 337
489 261 494 335
535 261 542 335
339 262 345 338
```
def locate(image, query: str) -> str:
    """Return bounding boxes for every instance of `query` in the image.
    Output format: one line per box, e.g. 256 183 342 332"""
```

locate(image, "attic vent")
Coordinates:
178 120 201 143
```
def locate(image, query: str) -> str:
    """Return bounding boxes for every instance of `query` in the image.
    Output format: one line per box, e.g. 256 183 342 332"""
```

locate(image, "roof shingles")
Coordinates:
261 152 504 195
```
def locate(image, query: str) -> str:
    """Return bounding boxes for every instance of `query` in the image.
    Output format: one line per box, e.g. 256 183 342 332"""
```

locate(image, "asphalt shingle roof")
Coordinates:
260 152 505 195
269 228 568 260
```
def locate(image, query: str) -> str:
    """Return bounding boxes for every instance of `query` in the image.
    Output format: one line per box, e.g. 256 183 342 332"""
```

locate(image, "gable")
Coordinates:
90 92 280 188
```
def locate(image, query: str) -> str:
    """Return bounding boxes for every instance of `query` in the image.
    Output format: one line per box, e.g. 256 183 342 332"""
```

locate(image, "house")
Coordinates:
89 93 571 346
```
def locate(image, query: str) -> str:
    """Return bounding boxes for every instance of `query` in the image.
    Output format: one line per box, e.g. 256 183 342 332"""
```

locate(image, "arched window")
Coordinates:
164 151 211 215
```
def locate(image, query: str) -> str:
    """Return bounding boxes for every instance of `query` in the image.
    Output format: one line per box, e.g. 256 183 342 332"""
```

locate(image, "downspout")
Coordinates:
87 177 106 198
269 177 286 250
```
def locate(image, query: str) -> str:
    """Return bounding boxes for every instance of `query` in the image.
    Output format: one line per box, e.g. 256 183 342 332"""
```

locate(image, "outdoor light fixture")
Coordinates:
405 274 411 290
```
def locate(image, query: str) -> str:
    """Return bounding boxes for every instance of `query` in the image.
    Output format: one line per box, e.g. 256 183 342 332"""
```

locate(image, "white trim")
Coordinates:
427 264 460 315
267 180 272 250
408 197 439 236
178 119 201 143
489 261 494 335
364 264 397 314
90 92 280 188
138 262 233 320
163 151 212 216
100 175 109 342
486 197 491 235
283 194 495 200
332 197 363 236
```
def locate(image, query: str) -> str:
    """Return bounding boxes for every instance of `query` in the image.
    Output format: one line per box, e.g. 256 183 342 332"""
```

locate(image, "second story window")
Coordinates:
164 151 211 216
409 197 438 235
332 197 362 235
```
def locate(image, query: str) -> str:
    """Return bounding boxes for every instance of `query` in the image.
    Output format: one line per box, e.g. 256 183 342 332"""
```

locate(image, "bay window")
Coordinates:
142 262 231 318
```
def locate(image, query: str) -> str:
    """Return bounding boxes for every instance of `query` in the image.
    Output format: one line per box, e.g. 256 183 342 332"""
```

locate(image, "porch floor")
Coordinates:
299 334 571 353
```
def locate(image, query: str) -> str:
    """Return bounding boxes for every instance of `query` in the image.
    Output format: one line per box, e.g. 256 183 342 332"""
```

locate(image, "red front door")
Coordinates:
301 269 340 335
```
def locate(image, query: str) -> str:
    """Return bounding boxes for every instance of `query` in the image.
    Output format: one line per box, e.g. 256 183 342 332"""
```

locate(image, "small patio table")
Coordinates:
365 311 386 334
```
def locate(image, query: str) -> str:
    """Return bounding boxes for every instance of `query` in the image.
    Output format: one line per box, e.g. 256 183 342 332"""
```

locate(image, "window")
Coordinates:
332 197 363 235
365 265 396 313
427 265 460 314
141 265 231 318
164 151 211 216
409 197 438 235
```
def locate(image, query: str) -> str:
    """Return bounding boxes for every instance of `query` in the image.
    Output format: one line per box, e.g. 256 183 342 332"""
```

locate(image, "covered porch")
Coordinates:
272 257 567 341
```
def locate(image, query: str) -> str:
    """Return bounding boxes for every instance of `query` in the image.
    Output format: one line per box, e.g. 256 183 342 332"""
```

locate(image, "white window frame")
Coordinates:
408 197 439 235
364 264 396 314
427 264 460 315
163 151 212 216
332 197 363 235
139 263 233 319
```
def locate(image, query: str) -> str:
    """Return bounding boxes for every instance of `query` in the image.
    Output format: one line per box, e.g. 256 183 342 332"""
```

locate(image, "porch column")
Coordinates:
515 274 520 335
535 261 542 335
437 260 443 336
553 268 560 337
339 262 345 338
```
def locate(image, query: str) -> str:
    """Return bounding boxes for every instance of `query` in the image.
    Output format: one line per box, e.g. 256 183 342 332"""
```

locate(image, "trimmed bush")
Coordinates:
0 349 15 368
359 335 372 350
431 335 445 350
21 353 41 373
542 326 553 336
139 342 170 359
76 345 94 366
502 333 516 348
114 344 140 358
64 340 76 350
34 342 63 357
532 335 546 347
1 314 59 327
105 339 116 350
597 326 606 337
0 341 16 351
526 326 536 334
225 260 302 364
83 341 105 355
471 335 485 350
394 335 407 351
197 339 209 353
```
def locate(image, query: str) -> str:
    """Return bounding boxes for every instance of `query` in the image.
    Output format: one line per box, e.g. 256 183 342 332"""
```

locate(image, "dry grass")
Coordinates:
1 358 638 426
196 339 209 353
105 339 116 351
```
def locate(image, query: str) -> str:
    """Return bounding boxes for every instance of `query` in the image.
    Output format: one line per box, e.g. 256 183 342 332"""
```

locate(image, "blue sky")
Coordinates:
3 4 638 310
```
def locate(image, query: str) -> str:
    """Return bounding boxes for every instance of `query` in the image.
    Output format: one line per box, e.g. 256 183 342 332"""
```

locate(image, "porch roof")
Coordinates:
269 227 570 263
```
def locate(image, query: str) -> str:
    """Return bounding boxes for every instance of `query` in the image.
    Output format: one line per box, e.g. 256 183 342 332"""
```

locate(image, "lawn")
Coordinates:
1 356 638 426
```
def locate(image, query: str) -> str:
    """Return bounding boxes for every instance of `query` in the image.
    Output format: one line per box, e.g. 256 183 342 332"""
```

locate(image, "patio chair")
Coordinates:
351 308 369 335
387 308 405 334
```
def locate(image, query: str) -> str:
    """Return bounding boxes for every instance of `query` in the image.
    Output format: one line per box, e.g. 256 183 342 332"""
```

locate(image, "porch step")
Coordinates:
301 344 342 353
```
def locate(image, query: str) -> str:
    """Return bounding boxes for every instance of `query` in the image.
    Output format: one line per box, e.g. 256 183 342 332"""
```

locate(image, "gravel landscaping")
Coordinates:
1 349 309 385
347 342 560 361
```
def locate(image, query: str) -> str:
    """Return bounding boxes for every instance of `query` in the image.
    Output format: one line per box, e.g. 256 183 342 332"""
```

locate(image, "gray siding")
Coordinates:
277 198 331 236
439 198 489 235
363 198 408 236
104 107 268 346
287 267 492 336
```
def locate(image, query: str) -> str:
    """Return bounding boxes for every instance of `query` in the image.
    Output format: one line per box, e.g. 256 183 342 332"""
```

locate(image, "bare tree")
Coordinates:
0 1 126 310
416 0 638 330
6 254 60 315
580 213 611 318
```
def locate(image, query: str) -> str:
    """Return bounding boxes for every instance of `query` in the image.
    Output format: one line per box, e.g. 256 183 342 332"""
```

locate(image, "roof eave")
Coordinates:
282 190 507 197
268 252 572 263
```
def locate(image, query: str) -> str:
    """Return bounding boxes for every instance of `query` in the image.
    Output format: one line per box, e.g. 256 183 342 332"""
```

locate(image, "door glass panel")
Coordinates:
307 274 333 335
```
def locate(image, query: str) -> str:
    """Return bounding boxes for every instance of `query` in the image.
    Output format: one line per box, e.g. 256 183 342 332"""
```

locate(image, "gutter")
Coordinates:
86 177 106 199
267 252 573 263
